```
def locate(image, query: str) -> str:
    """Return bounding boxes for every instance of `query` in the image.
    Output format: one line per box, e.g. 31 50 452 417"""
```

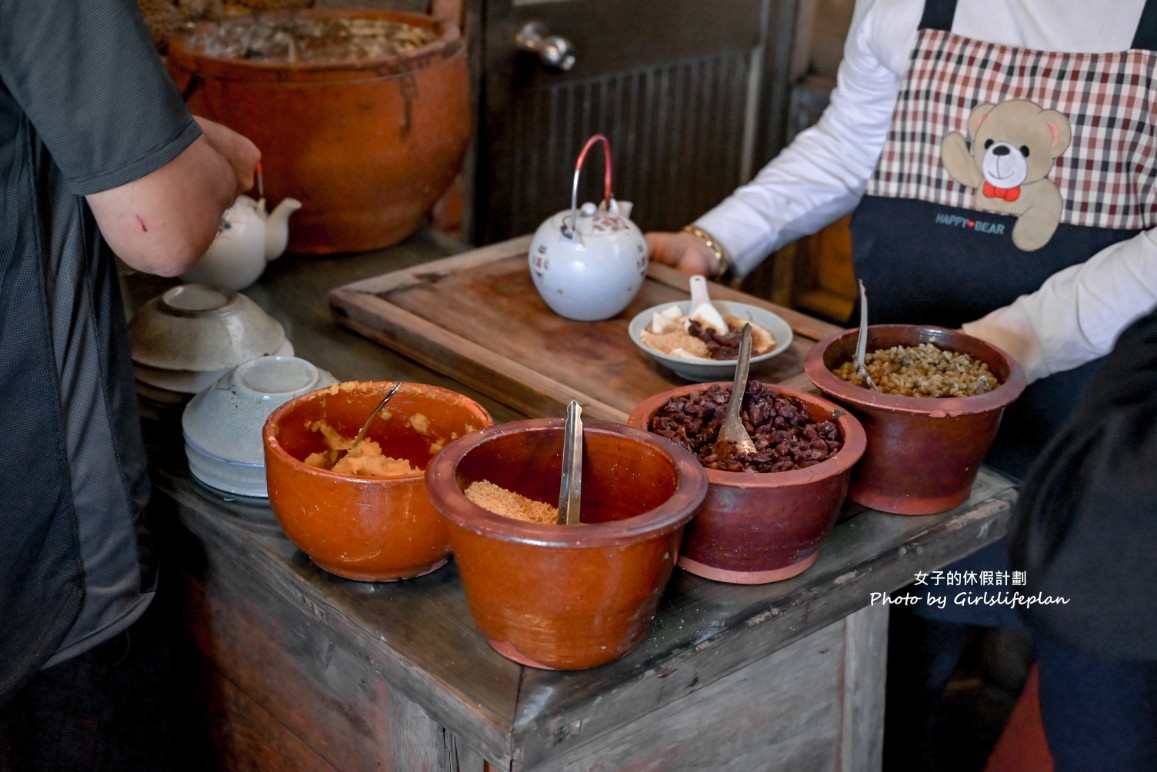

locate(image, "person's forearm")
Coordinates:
695 0 911 276
87 121 260 277
964 230 1157 381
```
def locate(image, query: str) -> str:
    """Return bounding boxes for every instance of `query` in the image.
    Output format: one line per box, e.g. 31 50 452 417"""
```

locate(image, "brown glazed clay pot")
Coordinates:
628 384 866 584
804 325 1027 515
167 10 471 254
424 419 708 670
263 381 492 581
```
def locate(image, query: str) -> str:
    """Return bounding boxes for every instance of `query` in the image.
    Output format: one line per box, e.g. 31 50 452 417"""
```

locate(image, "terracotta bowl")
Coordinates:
424 418 708 670
167 10 470 254
804 324 1027 515
628 383 866 584
263 381 493 581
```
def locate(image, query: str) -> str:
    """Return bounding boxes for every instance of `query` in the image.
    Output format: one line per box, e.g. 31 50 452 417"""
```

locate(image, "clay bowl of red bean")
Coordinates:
804 324 1027 515
628 381 867 584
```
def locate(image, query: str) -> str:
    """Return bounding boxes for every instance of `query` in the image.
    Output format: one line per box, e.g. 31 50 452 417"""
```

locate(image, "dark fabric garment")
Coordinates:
1009 305 1157 661
852 204 1140 332
1034 629 1157 771
0 1 198 195
883 610 974 770
0 0 199 702
853 0 1157 481
0 577 211 772
851 180 1129 486
0 125 84 706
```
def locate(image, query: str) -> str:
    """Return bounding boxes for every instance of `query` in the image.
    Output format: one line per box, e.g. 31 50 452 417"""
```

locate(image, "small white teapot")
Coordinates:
181 194 303 291
528 134 648 321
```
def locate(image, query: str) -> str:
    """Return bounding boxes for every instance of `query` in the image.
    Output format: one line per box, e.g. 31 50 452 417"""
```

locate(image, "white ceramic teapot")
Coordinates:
528 134 648 321
181 194 303 291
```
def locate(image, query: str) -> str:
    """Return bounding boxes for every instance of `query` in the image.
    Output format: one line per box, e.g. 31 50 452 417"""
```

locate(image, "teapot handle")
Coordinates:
564 134 615 237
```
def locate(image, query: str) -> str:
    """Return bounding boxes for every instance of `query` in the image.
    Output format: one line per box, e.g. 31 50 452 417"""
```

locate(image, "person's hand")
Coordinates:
87 117 262 277
646 230 717 276
194 116 261 197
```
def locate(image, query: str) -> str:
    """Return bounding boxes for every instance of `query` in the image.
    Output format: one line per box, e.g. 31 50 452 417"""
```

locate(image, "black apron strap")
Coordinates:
1132 0 1157 49
919 0 958 31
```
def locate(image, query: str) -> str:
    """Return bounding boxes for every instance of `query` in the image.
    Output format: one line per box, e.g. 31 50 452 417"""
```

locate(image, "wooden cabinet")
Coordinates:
769 212 857 325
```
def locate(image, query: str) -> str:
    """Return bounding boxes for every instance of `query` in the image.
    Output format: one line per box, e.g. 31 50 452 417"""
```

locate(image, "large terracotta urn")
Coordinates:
167 9 471 254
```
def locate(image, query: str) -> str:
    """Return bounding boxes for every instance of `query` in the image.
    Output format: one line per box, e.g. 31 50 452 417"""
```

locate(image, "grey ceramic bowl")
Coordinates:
182 355 337 497
128 284 286 373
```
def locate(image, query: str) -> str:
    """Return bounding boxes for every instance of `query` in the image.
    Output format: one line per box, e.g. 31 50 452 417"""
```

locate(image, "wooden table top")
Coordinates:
126 228 1017 768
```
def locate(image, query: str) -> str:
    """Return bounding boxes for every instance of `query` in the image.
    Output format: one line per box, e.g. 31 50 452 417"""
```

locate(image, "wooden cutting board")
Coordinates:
328 235 845 422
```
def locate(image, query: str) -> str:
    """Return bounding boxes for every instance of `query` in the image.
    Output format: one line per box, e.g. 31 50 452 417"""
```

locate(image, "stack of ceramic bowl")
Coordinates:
129 283 292 407
183 355 337 498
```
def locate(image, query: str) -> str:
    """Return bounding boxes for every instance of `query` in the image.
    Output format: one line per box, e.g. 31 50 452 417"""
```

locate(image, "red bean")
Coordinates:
648 382 844 473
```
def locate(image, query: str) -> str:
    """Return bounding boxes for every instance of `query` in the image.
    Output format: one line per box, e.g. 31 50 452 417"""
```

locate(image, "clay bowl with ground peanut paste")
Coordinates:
804 324 1027 515
263 381 492 580
629 382 866 584
424 418 708 670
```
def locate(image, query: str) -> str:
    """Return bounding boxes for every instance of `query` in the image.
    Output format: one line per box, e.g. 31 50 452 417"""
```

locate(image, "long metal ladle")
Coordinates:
855 281 880 391
345 381 403 458
556 400 583 525
713 323 757 462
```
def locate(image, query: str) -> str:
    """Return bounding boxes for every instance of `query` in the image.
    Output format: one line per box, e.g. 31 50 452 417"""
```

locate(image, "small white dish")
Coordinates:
628 300 794 382
128 283 286 373
182 355 337 497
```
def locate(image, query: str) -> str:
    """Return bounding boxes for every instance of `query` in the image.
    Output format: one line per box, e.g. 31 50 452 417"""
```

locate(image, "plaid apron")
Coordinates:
851 0 1157 478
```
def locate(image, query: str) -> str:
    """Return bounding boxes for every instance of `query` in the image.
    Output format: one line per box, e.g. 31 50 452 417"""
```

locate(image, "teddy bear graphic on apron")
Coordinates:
851 0 1157 479
941 99 1072 251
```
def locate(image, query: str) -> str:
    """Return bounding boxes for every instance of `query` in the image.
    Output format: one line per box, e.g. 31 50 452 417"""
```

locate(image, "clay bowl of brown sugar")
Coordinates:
804 324 1027 515
424 418 708 670
628 381 867 584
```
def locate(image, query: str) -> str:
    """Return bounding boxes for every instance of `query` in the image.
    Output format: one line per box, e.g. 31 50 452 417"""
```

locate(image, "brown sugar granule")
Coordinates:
465 480 557 524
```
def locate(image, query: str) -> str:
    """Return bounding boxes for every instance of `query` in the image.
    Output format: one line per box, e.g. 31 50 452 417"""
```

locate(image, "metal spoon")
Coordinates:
714 323 757 462
854 281 880 392
345 381 403 458
556 400 583 525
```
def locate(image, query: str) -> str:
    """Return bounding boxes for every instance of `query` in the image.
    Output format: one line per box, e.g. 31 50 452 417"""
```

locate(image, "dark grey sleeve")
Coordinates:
0 0 200 194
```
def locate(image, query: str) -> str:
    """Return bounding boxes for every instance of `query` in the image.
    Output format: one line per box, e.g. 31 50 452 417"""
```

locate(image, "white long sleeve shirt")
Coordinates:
697 0 1157 382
